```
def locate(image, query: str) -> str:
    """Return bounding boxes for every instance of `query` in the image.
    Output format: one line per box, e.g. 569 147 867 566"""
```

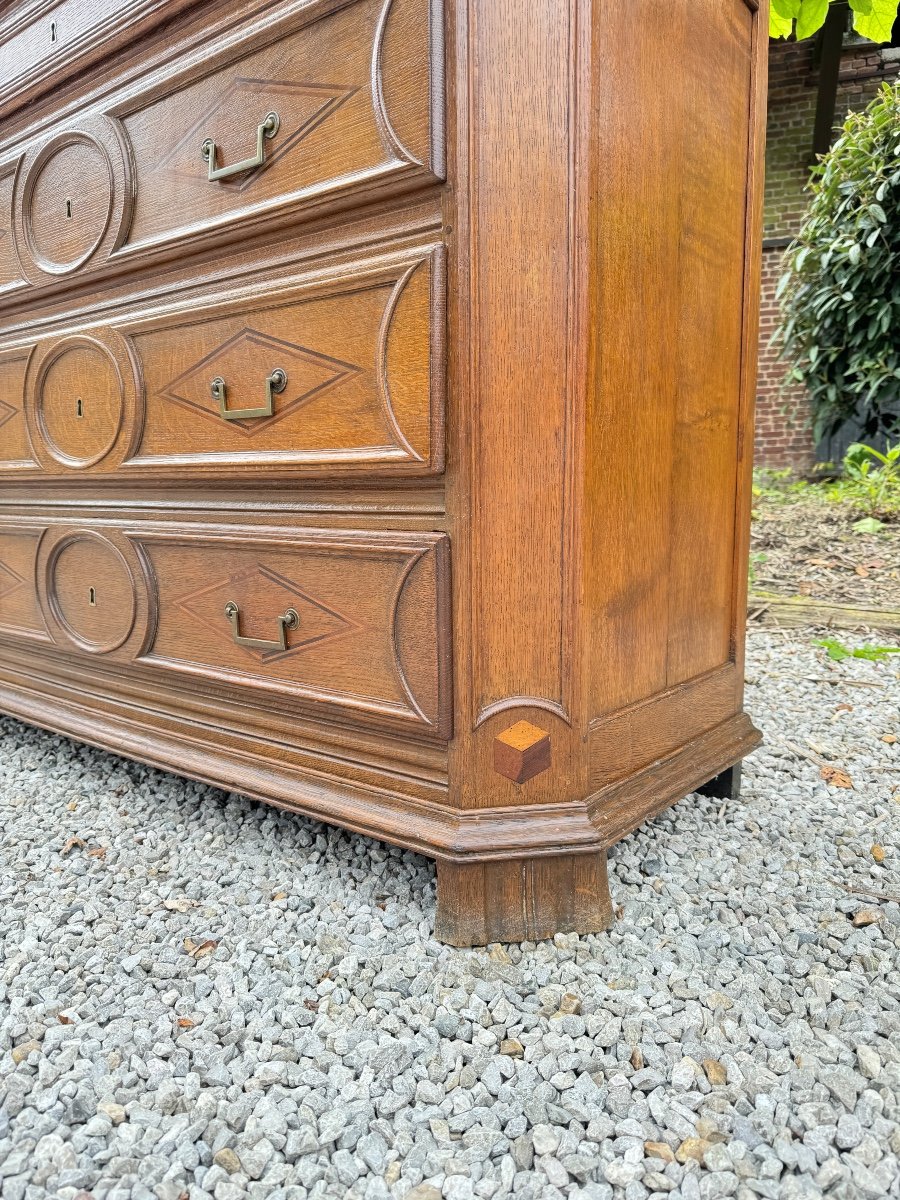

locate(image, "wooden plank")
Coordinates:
585 0 685 716
589 664 738 790
667 0 753 685
749 595 900 634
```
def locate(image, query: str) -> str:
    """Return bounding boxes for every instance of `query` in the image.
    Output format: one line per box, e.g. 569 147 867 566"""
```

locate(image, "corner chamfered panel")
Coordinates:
0 527 48 642
126 246 445 477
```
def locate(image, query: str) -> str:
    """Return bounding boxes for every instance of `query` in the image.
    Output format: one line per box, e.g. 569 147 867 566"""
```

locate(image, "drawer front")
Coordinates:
0 518 451 739
1 245 444 479
0 0 195 116
4 0 444 289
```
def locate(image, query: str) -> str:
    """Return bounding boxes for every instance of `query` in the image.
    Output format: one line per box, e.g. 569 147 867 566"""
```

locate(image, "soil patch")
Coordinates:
751 493 900 611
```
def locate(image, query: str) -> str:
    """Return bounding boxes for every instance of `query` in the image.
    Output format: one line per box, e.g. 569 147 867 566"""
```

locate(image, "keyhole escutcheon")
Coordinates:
50 20 57 42
88 587 96 607
76 397 83 418
65 198 72 219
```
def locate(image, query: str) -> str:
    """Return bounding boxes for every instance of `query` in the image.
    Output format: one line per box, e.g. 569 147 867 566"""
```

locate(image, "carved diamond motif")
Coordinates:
0 396 17 430
0 557 25 601
175 563 358 664
159 327 359 436
157 77 357 192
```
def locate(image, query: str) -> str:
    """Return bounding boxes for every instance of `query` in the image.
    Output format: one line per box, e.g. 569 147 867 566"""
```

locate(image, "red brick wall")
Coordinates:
756 37 900 469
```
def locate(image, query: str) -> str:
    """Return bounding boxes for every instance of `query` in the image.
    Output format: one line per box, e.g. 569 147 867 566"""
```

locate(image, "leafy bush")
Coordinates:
827 441 900 518
777 83 900 445
770 0 899 42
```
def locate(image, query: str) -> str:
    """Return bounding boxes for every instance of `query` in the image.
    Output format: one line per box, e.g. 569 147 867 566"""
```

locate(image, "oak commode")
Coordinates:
0 0 766 944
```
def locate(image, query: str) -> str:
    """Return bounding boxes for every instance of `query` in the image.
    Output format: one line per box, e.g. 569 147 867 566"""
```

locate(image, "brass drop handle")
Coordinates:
211 368 287 421
201 111 280 181
224 601 299 652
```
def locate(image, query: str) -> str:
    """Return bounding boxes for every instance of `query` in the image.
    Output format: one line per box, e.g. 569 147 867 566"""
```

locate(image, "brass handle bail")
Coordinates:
224 601 299 653
201 111 280 181
212 367 287 421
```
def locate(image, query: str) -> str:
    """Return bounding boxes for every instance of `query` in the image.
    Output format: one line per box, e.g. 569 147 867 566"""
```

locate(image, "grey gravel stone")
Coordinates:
2 630 899 1199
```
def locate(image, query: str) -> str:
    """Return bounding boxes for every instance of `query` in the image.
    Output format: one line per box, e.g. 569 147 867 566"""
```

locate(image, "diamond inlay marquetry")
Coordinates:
156 78 357 193
159 328 360 435
175 563 358 663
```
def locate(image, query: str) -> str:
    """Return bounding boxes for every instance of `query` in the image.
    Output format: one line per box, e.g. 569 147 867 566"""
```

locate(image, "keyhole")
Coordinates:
50 20 57 42
65 199 72 219
76 397 83 418
88 587 96 607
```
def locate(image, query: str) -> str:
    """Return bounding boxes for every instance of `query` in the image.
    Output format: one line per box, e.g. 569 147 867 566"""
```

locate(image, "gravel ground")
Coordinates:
1 629 899 1200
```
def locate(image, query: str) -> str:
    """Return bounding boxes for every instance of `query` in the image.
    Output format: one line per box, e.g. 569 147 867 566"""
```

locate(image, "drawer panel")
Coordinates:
2 0 444 292
118 0 443 255
0 517 452 740
1 244 444 479
137 526 451 737
0 0 196 117
0 526 48 642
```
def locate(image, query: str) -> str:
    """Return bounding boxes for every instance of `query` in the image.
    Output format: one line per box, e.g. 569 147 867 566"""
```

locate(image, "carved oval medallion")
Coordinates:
36 527 156 658
25 137 113 272
24 328 143 473
12 115 134 285
45 532 137 654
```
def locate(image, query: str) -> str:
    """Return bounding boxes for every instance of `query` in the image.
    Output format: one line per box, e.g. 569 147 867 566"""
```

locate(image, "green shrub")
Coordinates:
827 441 900 518
777 83 900 445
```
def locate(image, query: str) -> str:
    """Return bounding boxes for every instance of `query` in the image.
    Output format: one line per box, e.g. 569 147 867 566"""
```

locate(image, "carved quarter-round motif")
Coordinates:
24 328 143 472
12 115 134 285
36 527 156 658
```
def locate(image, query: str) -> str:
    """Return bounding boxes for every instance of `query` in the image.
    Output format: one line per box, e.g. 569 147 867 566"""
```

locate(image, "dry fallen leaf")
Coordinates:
855 565 870 578
835 703 854 714
852 909 883 928
271 892 287 902
57 1014 74 1025
60 836 85 855
630 1046 644 1071
183 938 218 959
164 897 196 913
872 844 886 863
87 846 107 860
820 765 854 789
176 1017 195 1029
66 801 77 812
882 734 897 745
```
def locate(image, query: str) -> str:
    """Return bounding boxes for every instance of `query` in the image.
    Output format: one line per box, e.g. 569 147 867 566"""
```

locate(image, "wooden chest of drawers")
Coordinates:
0 0 766 944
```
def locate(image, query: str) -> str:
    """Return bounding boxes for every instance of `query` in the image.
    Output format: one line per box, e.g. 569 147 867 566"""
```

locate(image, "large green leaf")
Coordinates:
770 0 899 38
853 0 900 39
796 0 831 38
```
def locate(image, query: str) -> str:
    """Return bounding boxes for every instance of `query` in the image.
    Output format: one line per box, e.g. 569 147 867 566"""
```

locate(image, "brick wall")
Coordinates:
756 36 900 469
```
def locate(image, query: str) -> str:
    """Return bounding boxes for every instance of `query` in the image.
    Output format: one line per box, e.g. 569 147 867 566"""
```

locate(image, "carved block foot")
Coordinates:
434 852 613 947
698 762 743 802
